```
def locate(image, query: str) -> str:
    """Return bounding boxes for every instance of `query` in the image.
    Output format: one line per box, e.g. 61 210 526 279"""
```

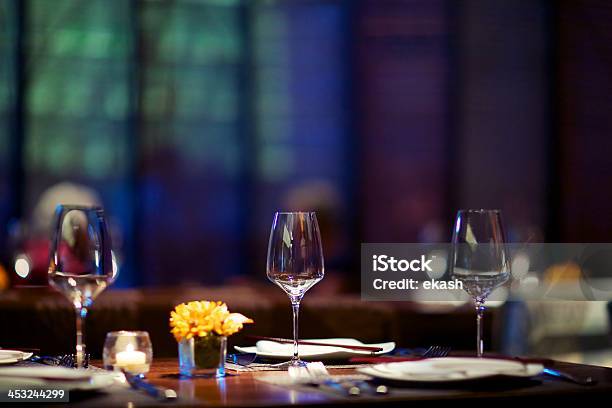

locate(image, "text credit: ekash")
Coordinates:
370 254 463 290
360 244 465 301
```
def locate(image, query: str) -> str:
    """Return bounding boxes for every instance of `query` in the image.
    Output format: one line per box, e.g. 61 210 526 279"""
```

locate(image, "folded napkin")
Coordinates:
256 340 353 356
257 341 324 355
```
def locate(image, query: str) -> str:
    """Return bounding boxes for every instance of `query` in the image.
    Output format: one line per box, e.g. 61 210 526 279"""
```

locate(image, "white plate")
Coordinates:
0 350 33 365
234 338 395 361
358 357 544 383
0 366 116 391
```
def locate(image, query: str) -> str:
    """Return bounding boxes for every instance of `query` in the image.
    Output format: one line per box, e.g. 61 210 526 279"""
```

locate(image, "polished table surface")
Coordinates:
68 358 612 407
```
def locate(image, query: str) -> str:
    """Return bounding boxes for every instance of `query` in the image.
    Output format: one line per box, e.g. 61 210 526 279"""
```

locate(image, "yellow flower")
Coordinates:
220 313 254 336
169 301 253 342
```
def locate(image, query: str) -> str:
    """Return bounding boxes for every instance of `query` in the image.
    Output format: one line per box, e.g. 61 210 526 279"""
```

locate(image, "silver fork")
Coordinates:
309 362 389 396
293 362 388 397
31 353 90 368
422 346 451 358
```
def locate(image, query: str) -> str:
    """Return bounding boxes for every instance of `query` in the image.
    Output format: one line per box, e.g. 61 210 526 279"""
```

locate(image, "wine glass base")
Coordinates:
273 359 307 370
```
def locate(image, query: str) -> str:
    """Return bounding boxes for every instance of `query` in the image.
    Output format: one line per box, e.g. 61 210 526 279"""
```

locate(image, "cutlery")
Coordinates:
226 353 257 367
245 336 383 352
225 353 283 371
122 369 178 400
320 379 361 397
344 379 388 396
423 346 451 358
32 354 90 368
290 363 360 397
57 353 90 368
349 345 451 363
310 363 388 396
542 368 596 386
511 357 596 386
289 362 388 397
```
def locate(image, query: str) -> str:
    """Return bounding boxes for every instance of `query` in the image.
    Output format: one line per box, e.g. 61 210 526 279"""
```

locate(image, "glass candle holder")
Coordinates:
178 335 227 378
103 331 152 375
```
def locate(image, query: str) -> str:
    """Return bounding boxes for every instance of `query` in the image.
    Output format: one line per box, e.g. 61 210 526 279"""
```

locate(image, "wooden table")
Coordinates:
69 358 612 406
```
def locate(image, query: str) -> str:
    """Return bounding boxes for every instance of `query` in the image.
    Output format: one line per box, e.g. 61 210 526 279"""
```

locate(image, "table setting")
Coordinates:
0 207 610 406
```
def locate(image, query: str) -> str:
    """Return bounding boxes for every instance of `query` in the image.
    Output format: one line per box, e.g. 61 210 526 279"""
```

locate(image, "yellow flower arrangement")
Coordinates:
169 301 253 342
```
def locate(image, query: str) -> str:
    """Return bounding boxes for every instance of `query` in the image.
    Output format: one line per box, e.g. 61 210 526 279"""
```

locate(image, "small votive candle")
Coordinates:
103 331 152 375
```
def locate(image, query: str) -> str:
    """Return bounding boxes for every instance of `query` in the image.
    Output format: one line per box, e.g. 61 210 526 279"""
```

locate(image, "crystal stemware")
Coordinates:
48 205 117 368
266 211 324 368
451 209 509 357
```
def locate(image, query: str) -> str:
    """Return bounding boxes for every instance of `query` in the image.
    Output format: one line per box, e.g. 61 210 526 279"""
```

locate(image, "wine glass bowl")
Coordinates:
48 205 116 368
266 211 324 368
451 209 509 357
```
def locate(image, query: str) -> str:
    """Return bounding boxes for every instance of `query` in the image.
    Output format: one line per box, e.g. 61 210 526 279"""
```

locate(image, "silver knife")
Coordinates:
542 368 597 386
122 369 178 400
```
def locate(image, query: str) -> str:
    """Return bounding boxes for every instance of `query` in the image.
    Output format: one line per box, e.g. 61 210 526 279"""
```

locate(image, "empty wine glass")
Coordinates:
48 205 117 368
451 209 509 357
266 212 324 368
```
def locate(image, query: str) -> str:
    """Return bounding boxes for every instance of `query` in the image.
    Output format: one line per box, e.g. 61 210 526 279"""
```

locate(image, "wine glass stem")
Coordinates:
75 307 88 368
475 300 485 357
291 302 300 363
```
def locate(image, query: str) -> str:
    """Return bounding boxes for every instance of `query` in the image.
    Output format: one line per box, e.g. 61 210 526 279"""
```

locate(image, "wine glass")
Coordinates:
266 211 324 368
451 209 509 357
48 205 117 368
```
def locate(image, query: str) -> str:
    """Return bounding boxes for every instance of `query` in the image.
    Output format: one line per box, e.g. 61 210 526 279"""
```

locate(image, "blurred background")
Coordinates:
0 0 611 362
2 0 612 287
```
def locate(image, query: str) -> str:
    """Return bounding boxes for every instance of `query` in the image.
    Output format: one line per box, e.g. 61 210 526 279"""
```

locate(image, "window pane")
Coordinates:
139 0 245 284
23 0 134 285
